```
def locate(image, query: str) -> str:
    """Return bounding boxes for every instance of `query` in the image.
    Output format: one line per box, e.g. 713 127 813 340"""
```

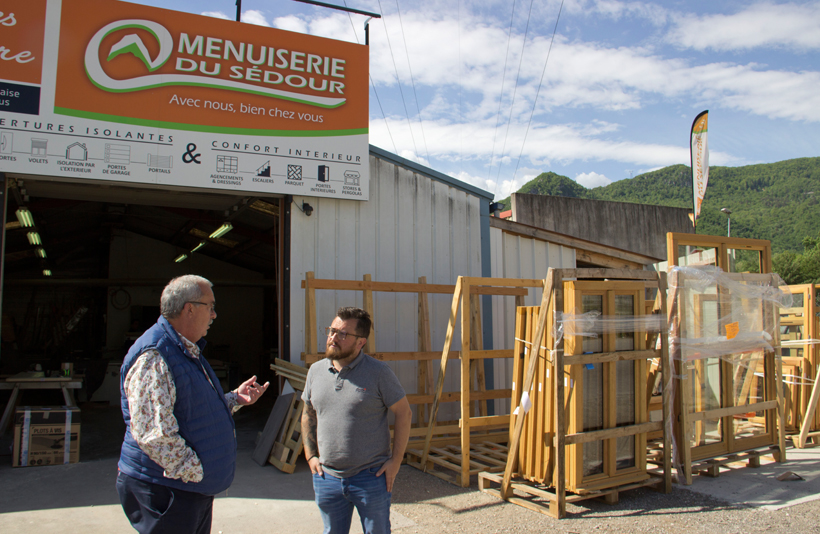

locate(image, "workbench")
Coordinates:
0 373 83 437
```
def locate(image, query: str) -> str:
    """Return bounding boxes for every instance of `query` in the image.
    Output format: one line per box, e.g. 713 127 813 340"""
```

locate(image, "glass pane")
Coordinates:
615 294 635 351
583 363 604 476
688 358 723 446
780 322 804 359
677 244 717 267
582 295 603 353
732 352 768 439
726 249 761 274
615 360 636 469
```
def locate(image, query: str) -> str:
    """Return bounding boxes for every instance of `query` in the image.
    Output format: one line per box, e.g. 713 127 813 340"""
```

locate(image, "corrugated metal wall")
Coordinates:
290 153 485 420
488 227 576 413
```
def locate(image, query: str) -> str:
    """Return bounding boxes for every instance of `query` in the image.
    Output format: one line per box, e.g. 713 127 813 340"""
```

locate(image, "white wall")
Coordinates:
488 226 576 413
290 154 484 420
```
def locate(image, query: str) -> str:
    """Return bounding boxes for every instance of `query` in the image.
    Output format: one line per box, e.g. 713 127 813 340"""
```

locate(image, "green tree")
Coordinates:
773 231 820 284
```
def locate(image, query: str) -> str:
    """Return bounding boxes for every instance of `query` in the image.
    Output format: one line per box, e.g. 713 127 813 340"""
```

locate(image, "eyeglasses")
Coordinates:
187 301 216 313
325 326 364 341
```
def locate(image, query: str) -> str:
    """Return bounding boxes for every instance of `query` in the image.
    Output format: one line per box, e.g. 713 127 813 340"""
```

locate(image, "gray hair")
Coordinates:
161 275 212 319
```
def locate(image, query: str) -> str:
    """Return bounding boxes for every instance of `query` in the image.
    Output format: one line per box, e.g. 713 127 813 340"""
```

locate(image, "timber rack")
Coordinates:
478 268 672 518
781 284 820 448
302 273 539 455
666 234 788 485
404 276 545 487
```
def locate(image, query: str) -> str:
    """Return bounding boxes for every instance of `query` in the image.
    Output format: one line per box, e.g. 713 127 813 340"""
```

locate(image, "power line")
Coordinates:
487 0 518 189
377 0 421 160
458 0 463 172
395 0 430 163
493 0 536 196
343 1 398 155
505 0 565 201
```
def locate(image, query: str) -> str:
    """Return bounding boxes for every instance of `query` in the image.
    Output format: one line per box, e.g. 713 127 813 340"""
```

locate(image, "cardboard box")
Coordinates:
13 406 81 467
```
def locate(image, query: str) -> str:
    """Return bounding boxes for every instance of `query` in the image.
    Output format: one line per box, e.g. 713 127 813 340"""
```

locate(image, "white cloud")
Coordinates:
195 1 820 187
241 10 271 27
201 11 230 20
574 171 612 188
273 15 309 34
667 2 820 51
567 0 669 26
447 171 494 194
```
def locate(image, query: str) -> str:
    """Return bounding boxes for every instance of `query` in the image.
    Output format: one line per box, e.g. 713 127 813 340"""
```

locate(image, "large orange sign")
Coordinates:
54 0 368 135
0 0 370 200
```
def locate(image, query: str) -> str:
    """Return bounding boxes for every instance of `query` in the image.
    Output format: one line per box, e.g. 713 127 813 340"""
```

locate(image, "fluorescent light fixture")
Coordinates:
27 232 41 245
43 269 52 276
209 223 233 239
191 241 206 253
16 208 34 227
36 248 46 258
174 253 188 263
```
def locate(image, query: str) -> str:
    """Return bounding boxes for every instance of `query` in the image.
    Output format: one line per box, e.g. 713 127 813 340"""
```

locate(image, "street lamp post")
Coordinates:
721 208 732 237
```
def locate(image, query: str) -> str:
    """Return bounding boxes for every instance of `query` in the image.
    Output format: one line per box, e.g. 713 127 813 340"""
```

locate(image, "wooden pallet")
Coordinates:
478 471 665 518
267 392 306 474
406 441 509 486
690 447 775 477
252 359 308 473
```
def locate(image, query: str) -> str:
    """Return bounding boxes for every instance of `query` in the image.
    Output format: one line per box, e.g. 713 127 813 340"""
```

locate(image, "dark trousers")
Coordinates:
116 471 214 534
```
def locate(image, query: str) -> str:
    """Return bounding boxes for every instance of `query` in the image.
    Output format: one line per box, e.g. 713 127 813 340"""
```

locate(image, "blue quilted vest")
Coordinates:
118 317 236 495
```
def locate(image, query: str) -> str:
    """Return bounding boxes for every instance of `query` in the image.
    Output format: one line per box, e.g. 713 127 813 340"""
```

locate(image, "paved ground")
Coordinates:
2 401 820 533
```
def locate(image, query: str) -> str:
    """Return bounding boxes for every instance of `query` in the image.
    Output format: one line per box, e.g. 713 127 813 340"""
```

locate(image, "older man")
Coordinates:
116 275 268 534
302 306 412 534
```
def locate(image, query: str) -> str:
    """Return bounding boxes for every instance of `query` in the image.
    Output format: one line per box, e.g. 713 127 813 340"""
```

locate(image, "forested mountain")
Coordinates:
498 157 820 255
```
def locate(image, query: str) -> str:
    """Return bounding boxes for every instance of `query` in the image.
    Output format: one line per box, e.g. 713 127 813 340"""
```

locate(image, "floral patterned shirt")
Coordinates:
124 335 240 483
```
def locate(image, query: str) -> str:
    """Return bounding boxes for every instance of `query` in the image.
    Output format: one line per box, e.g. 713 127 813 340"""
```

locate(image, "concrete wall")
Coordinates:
512 194 694 260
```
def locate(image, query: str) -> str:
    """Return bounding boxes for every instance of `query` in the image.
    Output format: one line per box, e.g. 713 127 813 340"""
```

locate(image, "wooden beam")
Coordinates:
687 400 777 422
302 278 456 294
576 250 643 270
564 422 662 445
563 349 657 366
470 286 530 296
420 278 463 469
407 389 512 405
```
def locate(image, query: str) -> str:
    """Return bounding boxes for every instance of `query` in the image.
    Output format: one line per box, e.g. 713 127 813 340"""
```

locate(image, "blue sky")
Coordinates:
126 0 820 200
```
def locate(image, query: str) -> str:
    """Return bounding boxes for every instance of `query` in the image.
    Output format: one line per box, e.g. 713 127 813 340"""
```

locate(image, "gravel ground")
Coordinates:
389 466 820 533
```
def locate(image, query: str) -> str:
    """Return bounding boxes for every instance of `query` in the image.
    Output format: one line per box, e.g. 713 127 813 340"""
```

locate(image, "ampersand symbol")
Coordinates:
182 143 201 164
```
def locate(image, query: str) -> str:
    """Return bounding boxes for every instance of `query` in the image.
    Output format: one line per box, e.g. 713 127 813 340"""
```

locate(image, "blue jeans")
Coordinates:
312 466 392 534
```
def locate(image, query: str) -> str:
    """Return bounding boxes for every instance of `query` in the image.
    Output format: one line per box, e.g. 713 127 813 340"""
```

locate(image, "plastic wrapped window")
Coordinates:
669 266 792 363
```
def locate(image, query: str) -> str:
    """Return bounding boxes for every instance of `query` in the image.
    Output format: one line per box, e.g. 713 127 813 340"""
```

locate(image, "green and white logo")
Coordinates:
84 19 345 108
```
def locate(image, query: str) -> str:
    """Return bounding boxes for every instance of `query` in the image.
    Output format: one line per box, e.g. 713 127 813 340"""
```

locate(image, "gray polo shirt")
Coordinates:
302 352 406 478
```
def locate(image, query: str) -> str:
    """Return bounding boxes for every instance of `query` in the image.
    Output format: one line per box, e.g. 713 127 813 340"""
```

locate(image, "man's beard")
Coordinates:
326 341 358 362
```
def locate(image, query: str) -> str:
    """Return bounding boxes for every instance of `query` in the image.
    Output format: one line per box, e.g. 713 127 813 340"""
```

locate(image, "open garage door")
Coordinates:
2 174 285 402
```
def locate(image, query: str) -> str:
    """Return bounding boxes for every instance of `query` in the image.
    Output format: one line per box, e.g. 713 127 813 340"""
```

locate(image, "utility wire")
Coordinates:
487 0 518 188
492 0 536 196
377 0 421 160
505 0 565 201
343 1 399 155
458 0 463 171
395 0 430 163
